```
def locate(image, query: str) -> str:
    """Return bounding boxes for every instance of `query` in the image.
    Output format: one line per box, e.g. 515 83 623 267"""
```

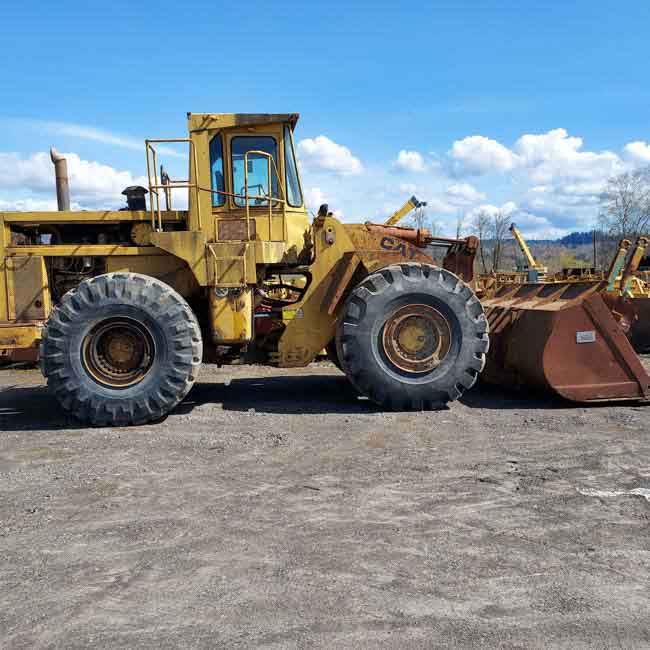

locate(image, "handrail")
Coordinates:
145 138 202 232
243 150 287 242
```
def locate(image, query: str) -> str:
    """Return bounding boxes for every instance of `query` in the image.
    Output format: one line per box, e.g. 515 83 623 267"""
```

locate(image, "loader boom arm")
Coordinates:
509 223 538 269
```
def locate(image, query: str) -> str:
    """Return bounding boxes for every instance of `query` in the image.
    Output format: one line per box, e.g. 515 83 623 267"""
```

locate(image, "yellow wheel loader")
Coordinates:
0 113 489 425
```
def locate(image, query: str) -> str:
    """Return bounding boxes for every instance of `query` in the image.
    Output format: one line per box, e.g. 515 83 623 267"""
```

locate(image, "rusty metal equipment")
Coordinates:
481 236 650 402
482 281 649 401
631 293 650 353
604 236 650 353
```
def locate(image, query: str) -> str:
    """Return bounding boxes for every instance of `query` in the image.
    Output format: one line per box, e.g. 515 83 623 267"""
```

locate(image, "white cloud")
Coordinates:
13 120 185 158
449 128 623 188
0 198 86 211
305 187 328 212
449 135 519 175
303 186 344 218
0 151 148 207
467 201 517 218
624 141 650 165
399 183 419 194
463 201 568 239
297 136 362 176
425 198 456 215
445 182 486 205
513 128 621 184
446 128 637 234
393 150 427 173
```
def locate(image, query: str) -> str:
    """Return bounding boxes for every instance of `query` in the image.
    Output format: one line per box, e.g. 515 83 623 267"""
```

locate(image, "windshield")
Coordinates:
209 134 225 207
231 136 278 207
284 126 303 207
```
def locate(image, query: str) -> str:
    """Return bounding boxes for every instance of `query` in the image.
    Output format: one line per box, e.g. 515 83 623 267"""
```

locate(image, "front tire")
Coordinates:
336 263 488 410
40 273 202 426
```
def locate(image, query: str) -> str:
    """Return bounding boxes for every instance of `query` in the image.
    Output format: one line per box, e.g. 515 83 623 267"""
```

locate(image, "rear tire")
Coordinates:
336 263 488 410
40 272 202 426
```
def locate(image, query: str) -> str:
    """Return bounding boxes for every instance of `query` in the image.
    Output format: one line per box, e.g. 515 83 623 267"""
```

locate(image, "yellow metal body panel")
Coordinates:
6 245 166 257
0 220 11 321
276 217 356 366
0 323 42 349
105 255 199 297
1 210 186 225
150 231 209 285
209 287 253 343
5 256 51 322
207 242 256 286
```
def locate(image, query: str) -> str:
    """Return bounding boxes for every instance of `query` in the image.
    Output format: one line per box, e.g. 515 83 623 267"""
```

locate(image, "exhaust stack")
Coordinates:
50 147 70 211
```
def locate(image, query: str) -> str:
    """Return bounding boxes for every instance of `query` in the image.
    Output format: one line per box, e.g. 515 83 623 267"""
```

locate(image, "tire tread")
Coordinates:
40 272 202 426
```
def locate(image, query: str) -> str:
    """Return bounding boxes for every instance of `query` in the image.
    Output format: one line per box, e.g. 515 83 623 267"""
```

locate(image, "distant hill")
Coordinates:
479 231 598 246
558 231 596 246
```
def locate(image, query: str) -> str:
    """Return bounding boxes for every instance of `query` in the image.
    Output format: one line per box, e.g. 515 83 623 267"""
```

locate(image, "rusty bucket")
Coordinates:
630 295 650 353
481 281 650 402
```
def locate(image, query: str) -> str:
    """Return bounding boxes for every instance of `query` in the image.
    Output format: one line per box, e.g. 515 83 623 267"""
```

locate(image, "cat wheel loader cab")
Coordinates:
0 109 540 425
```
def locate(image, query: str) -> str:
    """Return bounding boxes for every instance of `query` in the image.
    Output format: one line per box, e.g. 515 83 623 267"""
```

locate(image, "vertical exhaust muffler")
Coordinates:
50 147 70 211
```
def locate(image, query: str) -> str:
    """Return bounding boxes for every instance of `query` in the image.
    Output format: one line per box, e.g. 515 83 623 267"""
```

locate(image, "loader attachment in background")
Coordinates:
481 281 650 402
631 296 650 353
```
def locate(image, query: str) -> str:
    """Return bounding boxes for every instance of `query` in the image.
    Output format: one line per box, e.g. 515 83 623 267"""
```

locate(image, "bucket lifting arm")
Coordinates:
606 239 632 293
384 196 427 227
620 236 650 297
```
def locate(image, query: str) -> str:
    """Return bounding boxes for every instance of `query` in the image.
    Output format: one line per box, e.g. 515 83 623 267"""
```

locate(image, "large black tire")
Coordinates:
40 273 202 426
325 339 343 371
336 263 488 410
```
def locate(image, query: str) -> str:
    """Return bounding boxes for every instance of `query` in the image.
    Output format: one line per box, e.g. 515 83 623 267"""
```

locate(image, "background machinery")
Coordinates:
481 234 650 400
509 222 548 281
0 113 488 425
383 195 427 227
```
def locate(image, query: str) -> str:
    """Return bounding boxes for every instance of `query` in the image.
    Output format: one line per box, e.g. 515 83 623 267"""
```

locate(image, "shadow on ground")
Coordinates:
177 374 380 416
1 367 628 432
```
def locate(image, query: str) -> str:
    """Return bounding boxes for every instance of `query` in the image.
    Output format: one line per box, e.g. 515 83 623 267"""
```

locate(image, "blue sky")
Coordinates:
1 0 649 237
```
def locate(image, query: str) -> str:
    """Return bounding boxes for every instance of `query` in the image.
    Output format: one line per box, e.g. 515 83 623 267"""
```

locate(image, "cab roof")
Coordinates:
187 112 299 132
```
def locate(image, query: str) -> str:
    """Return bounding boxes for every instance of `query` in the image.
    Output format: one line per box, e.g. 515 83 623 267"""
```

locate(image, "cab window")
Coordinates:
284 126 303 207
209 134 225 207
231 136 278 207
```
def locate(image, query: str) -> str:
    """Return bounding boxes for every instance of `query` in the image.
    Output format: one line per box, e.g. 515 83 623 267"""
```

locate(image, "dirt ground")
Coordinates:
1 359 649 649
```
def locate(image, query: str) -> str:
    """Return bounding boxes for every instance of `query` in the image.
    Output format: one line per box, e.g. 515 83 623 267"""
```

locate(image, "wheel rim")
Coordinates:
382 304 452 374
82 317 155 388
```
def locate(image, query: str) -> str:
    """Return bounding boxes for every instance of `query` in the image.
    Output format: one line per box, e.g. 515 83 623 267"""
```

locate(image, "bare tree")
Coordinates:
492 210 512 272
472 210 491 274
407 212 443 238
407 204 429 231
599 168 650 240
455 210 466 239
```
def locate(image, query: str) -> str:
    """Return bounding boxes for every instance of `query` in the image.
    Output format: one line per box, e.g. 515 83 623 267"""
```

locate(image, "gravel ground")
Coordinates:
0 359 649 649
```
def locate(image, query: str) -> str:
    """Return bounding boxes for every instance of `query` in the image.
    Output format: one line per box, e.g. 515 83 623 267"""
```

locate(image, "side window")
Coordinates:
231 136 278 207
209 134 225 207
284 126 303 207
